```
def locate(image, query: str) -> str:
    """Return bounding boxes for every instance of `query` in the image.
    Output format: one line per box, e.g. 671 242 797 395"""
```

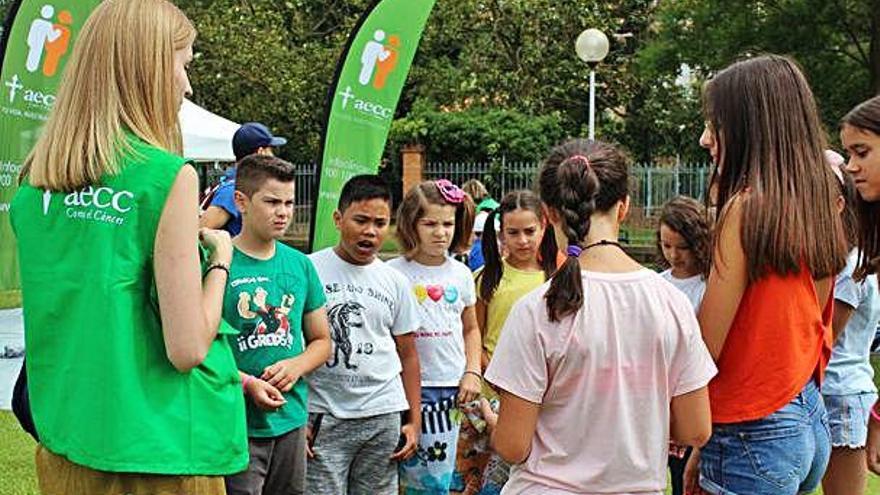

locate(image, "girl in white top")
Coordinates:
483 139 717 494
655 196 710 495
657 196 709 310
388 179 481 493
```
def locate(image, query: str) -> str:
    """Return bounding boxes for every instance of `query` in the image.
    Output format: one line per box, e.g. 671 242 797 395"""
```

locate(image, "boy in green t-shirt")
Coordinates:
222 154 332 495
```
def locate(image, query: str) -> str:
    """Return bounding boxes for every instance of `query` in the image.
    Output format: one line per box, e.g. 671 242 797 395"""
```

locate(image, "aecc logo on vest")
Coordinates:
43 186 136 226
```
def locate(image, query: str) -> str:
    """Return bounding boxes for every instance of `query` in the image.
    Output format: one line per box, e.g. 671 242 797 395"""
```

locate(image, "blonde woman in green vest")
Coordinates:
11 1 249 493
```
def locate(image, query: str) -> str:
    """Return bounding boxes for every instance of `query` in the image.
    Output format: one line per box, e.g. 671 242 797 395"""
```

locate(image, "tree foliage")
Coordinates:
176 0 374 164
1 0 874 164
642 0 880 144
176 0 667 163
389 105 566 162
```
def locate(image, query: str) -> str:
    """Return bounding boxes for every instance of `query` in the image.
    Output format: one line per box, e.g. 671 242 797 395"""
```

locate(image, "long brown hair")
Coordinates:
22 0 195 191
477 190 557 302
841 96 880 277
538 139 629 322
703 55 847 281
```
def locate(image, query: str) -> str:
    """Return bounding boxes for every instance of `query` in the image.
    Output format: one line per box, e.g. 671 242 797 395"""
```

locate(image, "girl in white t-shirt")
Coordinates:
657 196 709 310
483 139 716 495
388 179 480 494
655 196 710 495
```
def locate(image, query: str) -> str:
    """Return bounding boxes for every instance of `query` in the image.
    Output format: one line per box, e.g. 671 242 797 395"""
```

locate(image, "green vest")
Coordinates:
11 136 248 475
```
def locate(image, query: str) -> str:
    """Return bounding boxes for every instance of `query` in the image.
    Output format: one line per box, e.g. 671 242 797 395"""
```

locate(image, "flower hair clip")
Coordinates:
435 179 465 204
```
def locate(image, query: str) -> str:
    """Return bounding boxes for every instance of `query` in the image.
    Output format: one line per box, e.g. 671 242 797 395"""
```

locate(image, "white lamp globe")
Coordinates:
575 29 610 63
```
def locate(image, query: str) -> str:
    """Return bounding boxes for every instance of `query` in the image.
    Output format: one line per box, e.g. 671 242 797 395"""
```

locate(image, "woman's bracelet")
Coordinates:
462 370 482 381
205 262 230 279
871 402 880 424
241 374 254 393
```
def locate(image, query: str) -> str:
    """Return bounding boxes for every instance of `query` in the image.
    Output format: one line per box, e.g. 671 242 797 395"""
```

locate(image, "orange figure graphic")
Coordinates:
372 35 399 90
42 10 72 77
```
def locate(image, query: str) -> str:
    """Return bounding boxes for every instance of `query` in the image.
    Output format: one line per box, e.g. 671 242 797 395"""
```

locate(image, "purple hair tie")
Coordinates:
566 245 583 257
435 179 465 204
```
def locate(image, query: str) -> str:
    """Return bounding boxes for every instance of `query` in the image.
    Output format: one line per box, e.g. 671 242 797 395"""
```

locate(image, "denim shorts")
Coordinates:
823 391 878 449
699 380 831 495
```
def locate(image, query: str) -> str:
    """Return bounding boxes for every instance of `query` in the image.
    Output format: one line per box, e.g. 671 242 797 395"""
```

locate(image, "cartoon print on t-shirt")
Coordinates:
235 287 295 350
238 292 256 319
326 301 365 370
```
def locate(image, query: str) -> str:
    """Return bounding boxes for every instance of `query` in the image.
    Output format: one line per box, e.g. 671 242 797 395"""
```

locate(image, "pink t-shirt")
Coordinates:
485 269 716 495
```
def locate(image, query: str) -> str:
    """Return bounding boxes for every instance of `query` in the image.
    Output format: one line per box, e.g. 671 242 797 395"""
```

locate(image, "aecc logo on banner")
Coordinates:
2 4 76 112
337 28 402 121
26 4 73 78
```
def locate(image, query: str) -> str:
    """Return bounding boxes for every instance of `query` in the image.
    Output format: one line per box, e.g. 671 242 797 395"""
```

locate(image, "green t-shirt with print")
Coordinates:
224 241 326 438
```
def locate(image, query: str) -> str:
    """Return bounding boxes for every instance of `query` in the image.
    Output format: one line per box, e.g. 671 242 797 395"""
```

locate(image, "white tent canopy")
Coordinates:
179 99 240 162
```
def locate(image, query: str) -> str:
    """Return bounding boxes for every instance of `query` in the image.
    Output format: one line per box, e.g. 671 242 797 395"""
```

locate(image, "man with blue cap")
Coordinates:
201 122 288 235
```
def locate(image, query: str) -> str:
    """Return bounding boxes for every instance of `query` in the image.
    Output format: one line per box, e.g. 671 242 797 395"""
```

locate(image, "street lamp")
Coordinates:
575 29 610 140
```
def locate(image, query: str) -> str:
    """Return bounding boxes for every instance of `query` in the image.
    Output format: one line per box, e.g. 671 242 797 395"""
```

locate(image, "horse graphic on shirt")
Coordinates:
326 301 365 370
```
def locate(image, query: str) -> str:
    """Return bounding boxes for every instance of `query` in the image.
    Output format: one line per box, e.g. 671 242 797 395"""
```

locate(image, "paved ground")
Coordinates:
0 308 23 411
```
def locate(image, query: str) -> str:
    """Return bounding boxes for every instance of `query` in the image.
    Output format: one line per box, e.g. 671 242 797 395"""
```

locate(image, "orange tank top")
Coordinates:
709 267 833 423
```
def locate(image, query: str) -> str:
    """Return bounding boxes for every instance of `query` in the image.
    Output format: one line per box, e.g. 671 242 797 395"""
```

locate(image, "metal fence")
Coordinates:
199 160 712 235
424 160 712 217
630 164 712 216
424 160 541 197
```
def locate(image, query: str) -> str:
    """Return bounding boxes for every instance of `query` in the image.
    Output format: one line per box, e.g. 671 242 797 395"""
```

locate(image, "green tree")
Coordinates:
179 0 668 163
398 0 708 163
643 0 880 141
177 0 374 164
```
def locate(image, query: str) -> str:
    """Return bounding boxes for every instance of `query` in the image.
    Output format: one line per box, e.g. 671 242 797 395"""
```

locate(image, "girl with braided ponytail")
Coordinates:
481 138 716 494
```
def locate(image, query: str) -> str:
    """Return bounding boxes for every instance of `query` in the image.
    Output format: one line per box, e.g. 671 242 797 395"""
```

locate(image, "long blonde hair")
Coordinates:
23 0 195 191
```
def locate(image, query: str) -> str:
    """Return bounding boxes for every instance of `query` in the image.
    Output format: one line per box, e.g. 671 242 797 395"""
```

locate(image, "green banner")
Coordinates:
0 0 103 300
309 0 436 252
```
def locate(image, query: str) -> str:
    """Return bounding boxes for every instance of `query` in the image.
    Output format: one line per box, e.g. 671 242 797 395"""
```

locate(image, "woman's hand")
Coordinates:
199 227 232 266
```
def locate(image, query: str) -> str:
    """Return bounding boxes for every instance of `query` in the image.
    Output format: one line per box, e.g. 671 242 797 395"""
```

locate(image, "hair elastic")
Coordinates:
567 154 591 168
566 245 583 257
435 179 465 204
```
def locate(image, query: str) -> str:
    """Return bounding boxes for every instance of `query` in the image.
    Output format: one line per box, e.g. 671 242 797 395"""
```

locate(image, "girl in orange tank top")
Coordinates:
684 55 848 495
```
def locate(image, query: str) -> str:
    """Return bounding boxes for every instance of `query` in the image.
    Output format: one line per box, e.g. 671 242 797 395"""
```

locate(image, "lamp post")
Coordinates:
575 29 610 141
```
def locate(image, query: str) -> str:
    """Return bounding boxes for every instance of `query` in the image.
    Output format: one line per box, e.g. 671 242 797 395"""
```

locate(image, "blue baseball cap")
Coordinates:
232 122 287 160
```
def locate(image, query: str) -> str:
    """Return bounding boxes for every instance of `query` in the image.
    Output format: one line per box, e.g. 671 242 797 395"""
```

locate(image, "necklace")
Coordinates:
582 239 625 252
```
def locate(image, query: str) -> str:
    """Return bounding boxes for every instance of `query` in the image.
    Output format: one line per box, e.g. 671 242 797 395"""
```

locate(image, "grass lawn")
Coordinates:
0 290 21 310
0 411 38 495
